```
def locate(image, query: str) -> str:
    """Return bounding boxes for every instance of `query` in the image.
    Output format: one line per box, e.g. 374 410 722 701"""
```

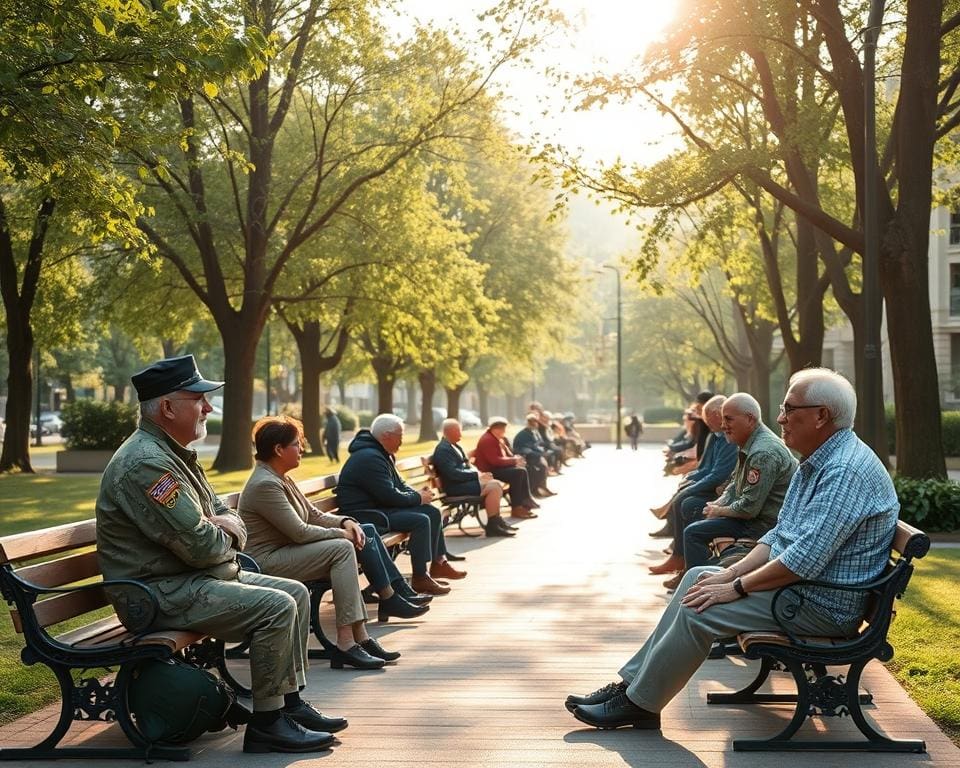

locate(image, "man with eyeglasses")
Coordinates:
565 368 898 731
97 355 344 754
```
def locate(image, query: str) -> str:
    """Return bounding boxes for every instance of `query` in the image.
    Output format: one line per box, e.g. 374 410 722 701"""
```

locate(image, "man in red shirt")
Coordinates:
474 417 546 517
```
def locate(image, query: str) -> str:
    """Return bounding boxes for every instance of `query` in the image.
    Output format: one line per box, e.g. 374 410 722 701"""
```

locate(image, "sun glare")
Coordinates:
569 2 679 70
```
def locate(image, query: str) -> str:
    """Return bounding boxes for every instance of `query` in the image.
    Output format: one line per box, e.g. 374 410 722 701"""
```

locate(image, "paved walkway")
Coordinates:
3 445 959 766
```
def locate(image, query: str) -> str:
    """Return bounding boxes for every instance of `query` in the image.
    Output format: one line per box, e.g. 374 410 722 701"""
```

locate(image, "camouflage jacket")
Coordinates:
96 419 245 628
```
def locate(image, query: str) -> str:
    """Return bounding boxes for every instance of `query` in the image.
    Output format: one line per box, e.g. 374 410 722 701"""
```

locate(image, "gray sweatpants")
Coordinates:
619 566 849 712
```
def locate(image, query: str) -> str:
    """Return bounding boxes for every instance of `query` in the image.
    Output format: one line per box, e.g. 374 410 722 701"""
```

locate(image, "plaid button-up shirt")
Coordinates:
759 428 898 629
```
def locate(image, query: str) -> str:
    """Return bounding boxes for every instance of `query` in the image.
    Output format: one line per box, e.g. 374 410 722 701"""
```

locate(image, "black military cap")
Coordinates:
131 355 224 402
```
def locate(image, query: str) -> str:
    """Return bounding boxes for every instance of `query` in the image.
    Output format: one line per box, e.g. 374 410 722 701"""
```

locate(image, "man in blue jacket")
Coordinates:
336 414 463 596
432 419 516 538
648 395 737 580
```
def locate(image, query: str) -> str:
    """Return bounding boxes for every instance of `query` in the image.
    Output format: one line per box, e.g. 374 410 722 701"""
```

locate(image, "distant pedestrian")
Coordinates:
625 415 643 451
323 407 341 463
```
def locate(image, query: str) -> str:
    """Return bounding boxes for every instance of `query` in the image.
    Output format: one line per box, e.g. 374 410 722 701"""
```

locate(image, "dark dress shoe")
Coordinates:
484 521 515 537
536 488 557 497
564 681 627 713
282 702 348 733
411 574 451 595
243 714 336 753
444 552 466 562
393 579 433 605
572 693 661 730
330 643 385 670
361 585 379 604
430 560 466 580
377 592 430 622
360 637 401 662
649 523 673 538
496 517 519 531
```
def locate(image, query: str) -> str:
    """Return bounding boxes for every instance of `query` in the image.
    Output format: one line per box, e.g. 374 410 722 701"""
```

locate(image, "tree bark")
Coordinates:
287 319 349 455
0 197 54 473
211 317 262 471
445 384 466 421
371 357 397 414
405 379 418 424
477 382 489 425
418 369 436 442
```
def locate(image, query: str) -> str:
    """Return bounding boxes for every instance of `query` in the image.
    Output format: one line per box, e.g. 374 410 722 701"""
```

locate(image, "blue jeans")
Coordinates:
670 493 714 557
384 504 446 576
355 523 404 593
683 517 765 568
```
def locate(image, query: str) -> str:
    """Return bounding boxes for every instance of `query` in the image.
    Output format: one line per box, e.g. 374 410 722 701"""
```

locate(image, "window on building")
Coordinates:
952 263 960 316
952 335 960 399
951 212 960 246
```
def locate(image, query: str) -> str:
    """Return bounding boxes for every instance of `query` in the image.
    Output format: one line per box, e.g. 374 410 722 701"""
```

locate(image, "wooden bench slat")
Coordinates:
0 520 98 564
17 550 101 589
11 585 109 634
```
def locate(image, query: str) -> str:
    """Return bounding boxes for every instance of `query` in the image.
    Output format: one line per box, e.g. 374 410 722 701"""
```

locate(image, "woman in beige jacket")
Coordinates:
239 417 429 670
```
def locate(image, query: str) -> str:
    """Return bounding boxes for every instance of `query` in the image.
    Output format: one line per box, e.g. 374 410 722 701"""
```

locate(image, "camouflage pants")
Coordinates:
154 570 310 711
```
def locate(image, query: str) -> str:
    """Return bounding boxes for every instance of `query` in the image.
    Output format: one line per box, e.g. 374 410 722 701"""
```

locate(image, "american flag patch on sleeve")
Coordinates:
146 472 180 505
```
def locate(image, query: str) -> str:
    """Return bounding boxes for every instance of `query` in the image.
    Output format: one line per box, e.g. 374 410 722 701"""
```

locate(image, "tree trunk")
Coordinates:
405 379 418 424
372 360 396 414
161 339 180 358
211 321 262 472
418 369 436 442
111 380 127 402
477 382 489 425
337 378 347 404
0 331 34 472
880 0 944 478
445 384 466 421
288 320 349 455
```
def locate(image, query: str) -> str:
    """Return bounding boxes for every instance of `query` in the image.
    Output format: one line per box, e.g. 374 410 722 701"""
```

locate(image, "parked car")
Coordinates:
430 407 447 428
459 409 482 428
40 411 64 434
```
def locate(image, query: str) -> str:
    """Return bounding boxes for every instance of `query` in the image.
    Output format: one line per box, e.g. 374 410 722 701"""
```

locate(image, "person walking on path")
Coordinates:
323 407 341 463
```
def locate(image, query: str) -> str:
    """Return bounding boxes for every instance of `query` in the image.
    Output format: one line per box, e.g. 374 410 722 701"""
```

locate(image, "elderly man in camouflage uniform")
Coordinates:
678 392 798 574
96 355 344 754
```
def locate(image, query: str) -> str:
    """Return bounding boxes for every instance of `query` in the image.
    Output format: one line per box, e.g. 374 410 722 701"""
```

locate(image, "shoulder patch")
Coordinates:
146 472 180 506
746 467 761 485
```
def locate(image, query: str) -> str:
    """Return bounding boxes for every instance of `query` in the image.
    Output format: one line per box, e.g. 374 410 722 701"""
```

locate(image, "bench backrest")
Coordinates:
0 520 107 635
857 519 929 643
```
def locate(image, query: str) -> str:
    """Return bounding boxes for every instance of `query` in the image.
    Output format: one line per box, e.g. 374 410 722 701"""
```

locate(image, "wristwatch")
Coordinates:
733 576 748 598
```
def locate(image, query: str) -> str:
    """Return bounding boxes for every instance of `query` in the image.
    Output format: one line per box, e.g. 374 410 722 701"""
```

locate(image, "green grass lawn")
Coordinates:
887 549 960 744
0 433 477 725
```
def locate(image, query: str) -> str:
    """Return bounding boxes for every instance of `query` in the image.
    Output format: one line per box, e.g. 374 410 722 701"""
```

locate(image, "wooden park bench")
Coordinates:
706 519 929 753
0 520 245 761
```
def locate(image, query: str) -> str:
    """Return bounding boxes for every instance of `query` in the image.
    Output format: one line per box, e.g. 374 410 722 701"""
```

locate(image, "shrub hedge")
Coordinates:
894 477 960 532
643 406 684 425
61 400 138 450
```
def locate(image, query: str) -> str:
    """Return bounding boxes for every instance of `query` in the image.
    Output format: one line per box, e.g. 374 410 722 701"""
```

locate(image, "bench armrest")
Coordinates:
2 569 161 639
769 565 903 648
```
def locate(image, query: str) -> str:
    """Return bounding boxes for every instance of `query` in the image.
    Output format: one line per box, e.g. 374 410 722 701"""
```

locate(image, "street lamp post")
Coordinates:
862 0 886 452
602 264 622 450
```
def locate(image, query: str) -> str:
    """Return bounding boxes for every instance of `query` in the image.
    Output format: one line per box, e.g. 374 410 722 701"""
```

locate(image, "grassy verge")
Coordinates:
0 432 477 724
886 549 960 744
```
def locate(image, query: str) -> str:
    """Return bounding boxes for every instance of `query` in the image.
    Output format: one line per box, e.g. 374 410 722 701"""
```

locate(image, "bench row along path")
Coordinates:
5 444 960 766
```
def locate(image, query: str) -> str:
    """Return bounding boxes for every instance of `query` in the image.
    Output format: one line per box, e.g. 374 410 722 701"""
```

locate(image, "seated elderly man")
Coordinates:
96 355 342 754
565 368 898 730
474 416 545 510
648 395 736 544
432 419 516 537
336 414 464 596
680 392 798 574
